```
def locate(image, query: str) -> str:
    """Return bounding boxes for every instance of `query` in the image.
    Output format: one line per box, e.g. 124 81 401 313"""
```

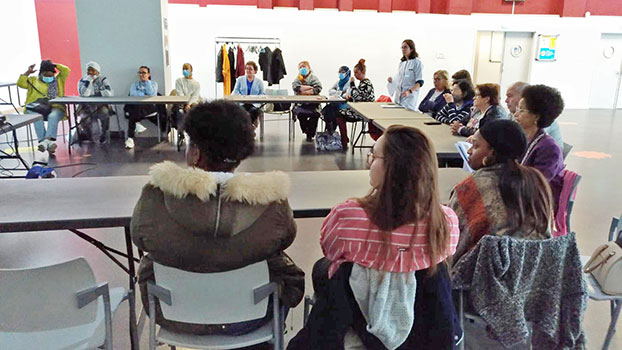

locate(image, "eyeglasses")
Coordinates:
138 71 149 75
366 151 384 165
515 107 531 115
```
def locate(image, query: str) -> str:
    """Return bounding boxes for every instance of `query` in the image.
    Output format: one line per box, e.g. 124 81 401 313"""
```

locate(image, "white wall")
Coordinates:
0 0 41 110
166 4 622 109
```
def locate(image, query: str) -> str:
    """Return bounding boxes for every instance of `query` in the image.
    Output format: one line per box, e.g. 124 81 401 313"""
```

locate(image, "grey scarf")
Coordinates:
41 75 59 99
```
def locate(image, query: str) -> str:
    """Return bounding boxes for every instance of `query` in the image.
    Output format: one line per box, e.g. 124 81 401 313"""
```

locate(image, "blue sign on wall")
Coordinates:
536 34 558 61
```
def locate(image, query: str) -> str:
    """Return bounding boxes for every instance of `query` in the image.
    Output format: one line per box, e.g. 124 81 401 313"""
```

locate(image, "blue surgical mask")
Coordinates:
299 67 309 76
41 76 55 83
182 69 191 78
339 73 346 80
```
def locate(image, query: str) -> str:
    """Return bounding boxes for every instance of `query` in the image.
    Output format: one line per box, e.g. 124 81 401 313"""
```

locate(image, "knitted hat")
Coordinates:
40 59 56 73
479 119 527 161
86 61 101 73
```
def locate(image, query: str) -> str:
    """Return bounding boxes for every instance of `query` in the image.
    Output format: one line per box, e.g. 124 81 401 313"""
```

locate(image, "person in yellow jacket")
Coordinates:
18 59 70 154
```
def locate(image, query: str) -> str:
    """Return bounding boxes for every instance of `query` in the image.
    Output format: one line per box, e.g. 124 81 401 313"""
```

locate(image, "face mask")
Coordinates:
182 69 191 78
90 74 98 79
41 76 55 83
339 73 346 80
299 67 309 76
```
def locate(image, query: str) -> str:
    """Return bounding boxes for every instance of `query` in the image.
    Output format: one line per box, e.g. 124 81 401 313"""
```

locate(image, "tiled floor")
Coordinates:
2 109 621 349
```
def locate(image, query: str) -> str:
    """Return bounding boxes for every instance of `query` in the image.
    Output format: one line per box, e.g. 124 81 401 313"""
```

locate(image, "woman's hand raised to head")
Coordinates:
24 64 37 76
443 93 454 103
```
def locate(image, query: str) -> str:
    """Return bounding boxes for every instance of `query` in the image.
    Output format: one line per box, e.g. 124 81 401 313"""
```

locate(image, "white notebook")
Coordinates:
455 141 474 173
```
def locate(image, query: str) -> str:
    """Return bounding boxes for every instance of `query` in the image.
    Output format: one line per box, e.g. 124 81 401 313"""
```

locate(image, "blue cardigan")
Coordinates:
232 76 265 95
419 88 450 116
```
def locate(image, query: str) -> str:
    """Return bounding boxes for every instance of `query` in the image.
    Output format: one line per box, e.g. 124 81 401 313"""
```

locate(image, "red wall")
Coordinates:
34 0 81 95
587 0 622 16
169 0 622 16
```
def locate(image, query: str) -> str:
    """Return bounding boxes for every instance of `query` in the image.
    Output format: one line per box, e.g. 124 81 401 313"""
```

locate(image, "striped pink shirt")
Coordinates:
320 200 460 278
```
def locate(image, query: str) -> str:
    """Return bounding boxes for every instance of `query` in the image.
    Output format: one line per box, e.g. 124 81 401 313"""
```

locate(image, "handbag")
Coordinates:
583 241 622 295
25 80 52 116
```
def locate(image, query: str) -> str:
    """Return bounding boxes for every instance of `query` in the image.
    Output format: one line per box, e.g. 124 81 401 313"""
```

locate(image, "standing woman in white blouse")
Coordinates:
387 39 424 111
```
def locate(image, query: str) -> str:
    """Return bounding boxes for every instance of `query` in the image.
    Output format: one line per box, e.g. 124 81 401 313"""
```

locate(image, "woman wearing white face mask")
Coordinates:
18 59 70 154
387 40 424 111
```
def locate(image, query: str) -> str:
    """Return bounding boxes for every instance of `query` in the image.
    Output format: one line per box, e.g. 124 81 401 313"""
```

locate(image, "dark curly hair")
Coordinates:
182 100 255 169
521 84 564 128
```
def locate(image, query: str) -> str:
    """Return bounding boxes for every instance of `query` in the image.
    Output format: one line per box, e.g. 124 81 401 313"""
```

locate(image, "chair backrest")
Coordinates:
0 257 97 332
562 142 573 160
153 261 270 324
565 171 582 231
610 213 622 243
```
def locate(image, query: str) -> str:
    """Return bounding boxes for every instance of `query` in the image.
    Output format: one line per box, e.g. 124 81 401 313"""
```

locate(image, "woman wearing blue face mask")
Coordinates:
171 63 201 142
387 39 424 111
292 61 322 142
321 66 350 133
18 59 70 154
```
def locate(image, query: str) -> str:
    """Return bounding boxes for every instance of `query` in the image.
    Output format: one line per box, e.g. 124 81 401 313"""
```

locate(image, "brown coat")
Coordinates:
131 161 304 333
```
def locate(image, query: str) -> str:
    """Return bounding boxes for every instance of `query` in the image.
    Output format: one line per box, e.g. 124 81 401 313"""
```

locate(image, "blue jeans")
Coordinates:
29 108 63 141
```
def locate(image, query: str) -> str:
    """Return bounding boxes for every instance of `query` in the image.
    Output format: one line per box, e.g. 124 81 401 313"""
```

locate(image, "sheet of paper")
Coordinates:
455 141 474 173
380 104 405 109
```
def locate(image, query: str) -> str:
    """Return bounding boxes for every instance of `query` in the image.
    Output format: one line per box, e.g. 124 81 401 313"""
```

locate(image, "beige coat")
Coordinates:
131 161 304 334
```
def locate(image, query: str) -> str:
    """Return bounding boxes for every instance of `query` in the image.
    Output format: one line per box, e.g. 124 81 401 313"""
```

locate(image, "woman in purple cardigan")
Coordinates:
515 84 565 212
418 70 450 117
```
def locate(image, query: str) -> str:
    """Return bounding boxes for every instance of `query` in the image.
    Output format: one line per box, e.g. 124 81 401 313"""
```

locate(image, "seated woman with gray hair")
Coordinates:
77 61 113 143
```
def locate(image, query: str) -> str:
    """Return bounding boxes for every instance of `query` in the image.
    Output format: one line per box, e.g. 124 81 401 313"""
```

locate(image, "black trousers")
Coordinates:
294 104 320 138
124 104 163 138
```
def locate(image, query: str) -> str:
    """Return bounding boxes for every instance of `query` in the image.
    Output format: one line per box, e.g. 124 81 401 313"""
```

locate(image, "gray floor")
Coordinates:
1 109 621 349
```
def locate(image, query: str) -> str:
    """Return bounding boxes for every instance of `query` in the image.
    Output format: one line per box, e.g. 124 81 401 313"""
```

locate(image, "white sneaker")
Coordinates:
135 122 147 133
125 137 135 149
37 140 48 152
47 141 57 154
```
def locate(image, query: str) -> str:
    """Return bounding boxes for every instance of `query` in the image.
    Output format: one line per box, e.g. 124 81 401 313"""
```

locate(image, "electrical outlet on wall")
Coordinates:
436 52 446 59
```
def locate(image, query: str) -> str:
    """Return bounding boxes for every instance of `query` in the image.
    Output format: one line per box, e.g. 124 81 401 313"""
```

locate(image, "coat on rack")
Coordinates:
228 47 236 89
269 48 287 86
258 47 273 82
216 47 224 83
235 45 245 78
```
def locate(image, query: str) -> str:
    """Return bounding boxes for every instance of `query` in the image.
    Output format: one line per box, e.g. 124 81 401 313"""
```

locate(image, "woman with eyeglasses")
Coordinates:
450 83 507 137
418 70 451 117
387 40 424 111
289 126 461 349
124 66 160 149
232 61 265 128
514 84 565 214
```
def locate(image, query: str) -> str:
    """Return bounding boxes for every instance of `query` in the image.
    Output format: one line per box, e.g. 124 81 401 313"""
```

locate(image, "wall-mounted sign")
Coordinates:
511 45 523 58
536 34 558 61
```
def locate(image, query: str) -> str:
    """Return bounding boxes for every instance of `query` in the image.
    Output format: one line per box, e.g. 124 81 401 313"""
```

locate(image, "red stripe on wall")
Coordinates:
34 0 81 95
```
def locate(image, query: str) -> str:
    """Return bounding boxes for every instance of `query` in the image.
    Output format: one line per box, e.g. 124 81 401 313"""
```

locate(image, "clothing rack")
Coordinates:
214 37 282 97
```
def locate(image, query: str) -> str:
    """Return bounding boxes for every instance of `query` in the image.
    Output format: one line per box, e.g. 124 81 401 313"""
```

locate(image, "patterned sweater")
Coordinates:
434 99 474 124
448 164 552 262
349 78 375 102
320 199 460 278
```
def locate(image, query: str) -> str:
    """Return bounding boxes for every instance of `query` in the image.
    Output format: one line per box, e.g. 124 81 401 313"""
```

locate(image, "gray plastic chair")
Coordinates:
563 142 573 160
581 213 622 350
147 260 283 350
0 257 129 350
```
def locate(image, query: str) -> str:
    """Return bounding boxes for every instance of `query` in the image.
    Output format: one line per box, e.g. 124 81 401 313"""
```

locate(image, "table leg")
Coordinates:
66 105 72 155
124 226 139 350
260 113 264 141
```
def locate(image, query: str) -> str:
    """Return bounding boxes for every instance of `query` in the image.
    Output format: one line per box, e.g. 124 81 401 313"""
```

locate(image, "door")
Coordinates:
473 31 503 85
500 32 534 100
589 33 622 109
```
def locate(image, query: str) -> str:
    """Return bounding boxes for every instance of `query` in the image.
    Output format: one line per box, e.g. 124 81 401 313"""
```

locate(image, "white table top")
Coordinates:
50 96 190 104
225 95 345 103
348 102 431 120
0 169 467 232
0 113 43 134
0 82 17 88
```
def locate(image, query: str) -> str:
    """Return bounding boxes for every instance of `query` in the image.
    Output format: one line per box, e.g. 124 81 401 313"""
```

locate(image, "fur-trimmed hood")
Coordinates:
148 161 290 205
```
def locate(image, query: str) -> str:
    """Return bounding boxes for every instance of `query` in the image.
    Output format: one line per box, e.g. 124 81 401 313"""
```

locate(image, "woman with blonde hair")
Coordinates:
292 60 322 141
419 70 450 117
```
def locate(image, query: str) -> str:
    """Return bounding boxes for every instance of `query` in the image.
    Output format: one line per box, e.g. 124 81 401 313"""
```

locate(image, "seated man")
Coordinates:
77 61 113 143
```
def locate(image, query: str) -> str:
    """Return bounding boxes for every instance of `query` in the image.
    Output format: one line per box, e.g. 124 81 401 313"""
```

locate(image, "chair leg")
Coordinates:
603 300 621 350
458 291 465 350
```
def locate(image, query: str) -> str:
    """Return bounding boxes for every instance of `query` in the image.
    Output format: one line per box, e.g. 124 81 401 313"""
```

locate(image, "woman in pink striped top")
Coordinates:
320 125 460 278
